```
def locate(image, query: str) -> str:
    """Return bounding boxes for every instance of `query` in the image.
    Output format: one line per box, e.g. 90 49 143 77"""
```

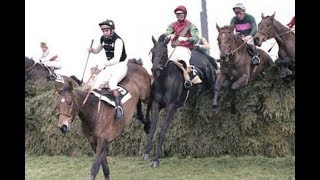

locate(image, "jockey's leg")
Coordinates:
47 66 57 80
247 40 260 66
109 62 128 120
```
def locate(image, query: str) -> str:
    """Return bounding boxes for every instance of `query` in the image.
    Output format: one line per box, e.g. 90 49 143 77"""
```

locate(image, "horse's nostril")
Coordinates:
60 125 68 134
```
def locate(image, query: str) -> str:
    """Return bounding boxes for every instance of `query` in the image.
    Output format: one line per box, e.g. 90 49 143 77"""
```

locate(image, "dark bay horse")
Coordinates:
254 13 295 78
56 59 151 180
141 34 218 168
213 24 273 107
25 57 80 89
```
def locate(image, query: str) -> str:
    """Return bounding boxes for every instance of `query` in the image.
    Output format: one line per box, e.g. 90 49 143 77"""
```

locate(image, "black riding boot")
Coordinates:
114 95 124 120
47 67 57 80
251 46 260 66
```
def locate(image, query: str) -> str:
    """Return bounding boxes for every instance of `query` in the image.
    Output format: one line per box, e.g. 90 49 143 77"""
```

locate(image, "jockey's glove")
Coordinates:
178 36 189 42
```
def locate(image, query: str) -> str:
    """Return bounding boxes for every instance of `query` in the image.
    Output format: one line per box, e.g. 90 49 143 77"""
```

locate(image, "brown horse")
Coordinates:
254 12 295 78
56 59 151 180
25 57 80 90
213 24 274 107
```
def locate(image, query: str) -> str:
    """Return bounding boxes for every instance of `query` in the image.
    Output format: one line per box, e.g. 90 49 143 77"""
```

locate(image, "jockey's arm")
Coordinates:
188 24 200 43
248 15 257 37
104 39 124 67
165 24 174 36
90 44 103 54
198 37 210 49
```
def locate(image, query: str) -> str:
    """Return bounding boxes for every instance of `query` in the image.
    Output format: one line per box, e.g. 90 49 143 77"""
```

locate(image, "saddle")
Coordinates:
91 85 131 107
172 61 202 84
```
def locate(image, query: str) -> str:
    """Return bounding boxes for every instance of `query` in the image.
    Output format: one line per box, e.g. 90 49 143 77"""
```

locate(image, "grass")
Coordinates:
25 154 294 180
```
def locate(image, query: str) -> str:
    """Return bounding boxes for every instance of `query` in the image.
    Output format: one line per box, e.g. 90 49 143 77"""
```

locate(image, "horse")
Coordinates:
55 59 151 180
25 57 80 90
141 34 218 168
213 24 274 107
253 12 295 78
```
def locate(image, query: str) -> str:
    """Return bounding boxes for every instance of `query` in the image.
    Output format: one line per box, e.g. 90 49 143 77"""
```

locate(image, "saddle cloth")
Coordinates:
55 74 64 83
91 85 131 107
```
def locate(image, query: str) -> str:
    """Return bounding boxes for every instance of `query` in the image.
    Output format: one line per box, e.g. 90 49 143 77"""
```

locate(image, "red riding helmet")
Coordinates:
174 5 187 15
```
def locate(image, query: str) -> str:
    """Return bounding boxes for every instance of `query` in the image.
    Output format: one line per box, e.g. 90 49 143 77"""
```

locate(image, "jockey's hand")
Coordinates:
242 35 252 43
178 36 188 42
90 66 101 75
87 48 94 53
167 34 176 40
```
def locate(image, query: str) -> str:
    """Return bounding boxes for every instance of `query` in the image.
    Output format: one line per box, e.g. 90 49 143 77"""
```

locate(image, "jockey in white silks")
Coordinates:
38 41 62 79
88 19 128 120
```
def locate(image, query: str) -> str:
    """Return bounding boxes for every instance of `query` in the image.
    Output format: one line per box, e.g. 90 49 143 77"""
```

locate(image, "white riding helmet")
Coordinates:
233 3 246 11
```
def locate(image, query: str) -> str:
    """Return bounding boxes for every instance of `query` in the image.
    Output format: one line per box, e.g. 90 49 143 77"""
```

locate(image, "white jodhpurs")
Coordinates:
42 60 62 69
168 46 191 67
93 60 128 91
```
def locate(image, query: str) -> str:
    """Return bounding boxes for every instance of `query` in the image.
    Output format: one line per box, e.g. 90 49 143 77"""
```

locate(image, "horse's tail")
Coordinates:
70 75 82 85
128 58 143 66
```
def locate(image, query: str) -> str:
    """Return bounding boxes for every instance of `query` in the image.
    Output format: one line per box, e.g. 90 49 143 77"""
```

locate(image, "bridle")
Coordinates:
57 95 79 122
218 31 247 56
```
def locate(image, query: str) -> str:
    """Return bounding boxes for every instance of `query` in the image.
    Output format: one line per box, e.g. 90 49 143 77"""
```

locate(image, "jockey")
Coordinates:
230 3 260 66
38 41 61 79
166 5 200 88
286 16 295 30
194 35 210 53
88 19 128 120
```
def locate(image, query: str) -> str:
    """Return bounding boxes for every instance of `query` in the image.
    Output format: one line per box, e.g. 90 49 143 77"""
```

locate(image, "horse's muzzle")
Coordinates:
253 37 261 47
59 125 68 134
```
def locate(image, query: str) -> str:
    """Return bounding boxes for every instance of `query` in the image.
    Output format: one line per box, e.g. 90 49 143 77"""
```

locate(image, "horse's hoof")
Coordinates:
151 160 159 168
142 154 150 160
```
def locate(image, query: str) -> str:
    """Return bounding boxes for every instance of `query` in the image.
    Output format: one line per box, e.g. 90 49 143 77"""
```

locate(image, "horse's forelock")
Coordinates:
158 34 167 43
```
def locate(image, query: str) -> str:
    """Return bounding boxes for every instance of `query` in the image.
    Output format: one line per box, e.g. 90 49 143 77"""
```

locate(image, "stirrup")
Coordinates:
184 79 192 89
115 106 124 119
48 73 57 80
252 55 260 65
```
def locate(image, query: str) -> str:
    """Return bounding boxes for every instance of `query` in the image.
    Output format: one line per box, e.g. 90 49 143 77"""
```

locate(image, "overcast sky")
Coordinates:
25 0 295 79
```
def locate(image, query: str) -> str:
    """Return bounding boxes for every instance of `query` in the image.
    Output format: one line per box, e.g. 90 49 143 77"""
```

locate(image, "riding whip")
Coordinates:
81 39 94 84
268 42 276 52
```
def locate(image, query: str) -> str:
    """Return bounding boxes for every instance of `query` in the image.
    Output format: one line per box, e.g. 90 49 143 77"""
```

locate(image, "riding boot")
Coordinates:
251 46 260 66
113 90 124 120
47 67 57 80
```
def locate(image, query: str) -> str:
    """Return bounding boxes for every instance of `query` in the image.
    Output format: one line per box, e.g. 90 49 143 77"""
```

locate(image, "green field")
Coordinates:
25 154 294 180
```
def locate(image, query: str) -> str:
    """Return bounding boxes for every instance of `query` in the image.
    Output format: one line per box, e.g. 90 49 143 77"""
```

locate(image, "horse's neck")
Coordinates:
232 37 248 59
273 20 291 46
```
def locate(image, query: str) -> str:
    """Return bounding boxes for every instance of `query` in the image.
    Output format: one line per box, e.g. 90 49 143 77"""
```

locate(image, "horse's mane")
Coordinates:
158 34 167 43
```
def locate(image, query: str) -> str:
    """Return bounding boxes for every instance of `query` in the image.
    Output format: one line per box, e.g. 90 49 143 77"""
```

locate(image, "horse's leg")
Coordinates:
213 71 226 107
89 138 107 180
151 103 176 168
101 148 110 180
88 137 110 180
136 100 150 134
142 102 160 160
143 99 152 134
136 100 144 121
231 74 249 90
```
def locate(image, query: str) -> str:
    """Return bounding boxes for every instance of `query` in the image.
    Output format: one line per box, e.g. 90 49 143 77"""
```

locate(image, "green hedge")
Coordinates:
25 67 294 158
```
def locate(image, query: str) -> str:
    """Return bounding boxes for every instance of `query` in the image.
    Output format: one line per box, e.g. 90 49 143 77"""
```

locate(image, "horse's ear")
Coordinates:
216 23 221 32
270 12 276 20
68 81 74 92
261 13 265 19
152 35 157 45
